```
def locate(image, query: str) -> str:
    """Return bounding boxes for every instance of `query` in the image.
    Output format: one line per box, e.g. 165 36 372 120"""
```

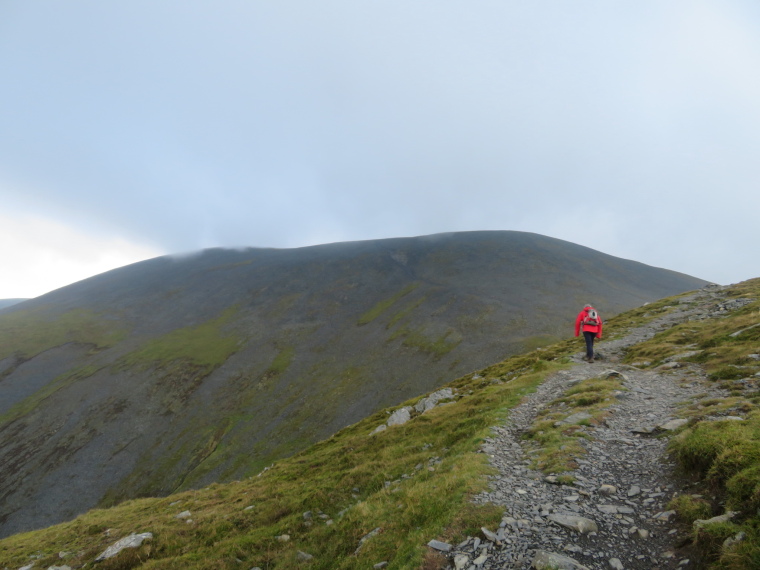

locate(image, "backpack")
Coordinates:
583 308 600 326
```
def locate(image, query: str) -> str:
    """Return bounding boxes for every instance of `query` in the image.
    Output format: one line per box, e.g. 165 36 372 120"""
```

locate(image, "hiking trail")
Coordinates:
446 285 733 570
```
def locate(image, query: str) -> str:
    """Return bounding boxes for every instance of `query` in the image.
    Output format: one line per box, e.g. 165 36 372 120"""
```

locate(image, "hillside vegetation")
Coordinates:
2 278 757 569
0 231 707 539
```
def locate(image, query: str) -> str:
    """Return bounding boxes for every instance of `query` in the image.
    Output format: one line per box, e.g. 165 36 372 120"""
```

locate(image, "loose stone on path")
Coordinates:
442 285 733 569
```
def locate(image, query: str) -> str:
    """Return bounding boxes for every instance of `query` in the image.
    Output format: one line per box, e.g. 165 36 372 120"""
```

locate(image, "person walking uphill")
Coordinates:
575 305 602 362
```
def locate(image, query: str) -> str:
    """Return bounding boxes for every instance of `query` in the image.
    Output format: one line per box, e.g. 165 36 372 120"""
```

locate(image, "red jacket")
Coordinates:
575 306 603 338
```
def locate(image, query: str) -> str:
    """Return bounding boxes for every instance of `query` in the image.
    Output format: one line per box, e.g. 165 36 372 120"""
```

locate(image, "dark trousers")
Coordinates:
583 331 596 359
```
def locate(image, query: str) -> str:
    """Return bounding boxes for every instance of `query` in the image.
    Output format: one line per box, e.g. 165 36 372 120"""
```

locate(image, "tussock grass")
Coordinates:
662 278 760 568
677 396 755 422
670 412 760 499
668 495 712 524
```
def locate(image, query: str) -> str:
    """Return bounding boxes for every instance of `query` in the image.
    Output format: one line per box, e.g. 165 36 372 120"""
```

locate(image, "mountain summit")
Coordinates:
0 231 707 538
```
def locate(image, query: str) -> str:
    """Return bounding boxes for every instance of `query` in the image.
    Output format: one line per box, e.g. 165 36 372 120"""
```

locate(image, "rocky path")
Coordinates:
444 287 732 570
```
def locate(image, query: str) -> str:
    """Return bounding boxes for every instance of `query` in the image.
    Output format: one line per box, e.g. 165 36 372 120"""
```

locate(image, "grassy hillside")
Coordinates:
0 350 563 570
0 232 708 539
4 278 757 569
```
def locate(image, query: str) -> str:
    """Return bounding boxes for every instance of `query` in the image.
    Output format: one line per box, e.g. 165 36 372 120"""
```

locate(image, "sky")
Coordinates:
1 1 759 299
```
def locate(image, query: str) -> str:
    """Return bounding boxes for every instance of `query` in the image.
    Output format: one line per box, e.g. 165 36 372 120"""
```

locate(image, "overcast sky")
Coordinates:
2 1 759 298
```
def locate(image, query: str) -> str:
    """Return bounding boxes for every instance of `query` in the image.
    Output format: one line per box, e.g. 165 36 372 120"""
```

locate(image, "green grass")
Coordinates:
357 284 419 326
522 375 623 474
0 307 127 361
119 307 242 371
390 326 461 359
0 345 565 569
668 494 712 524
623 279 760 376
4 278 760 569
0 364 103 428
387 296 426 329
614 278 760 568
266 346 296 376
519 334 562 352
602 294 688 341
670 412 760 501
660 278 760 568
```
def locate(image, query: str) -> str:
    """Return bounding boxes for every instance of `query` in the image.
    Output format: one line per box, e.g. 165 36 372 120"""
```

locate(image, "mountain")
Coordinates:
2 278 757 569
0 299 27 310
0 231 708 538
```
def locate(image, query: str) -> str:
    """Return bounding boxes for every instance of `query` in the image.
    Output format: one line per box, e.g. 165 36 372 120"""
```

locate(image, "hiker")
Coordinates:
575 305 602 362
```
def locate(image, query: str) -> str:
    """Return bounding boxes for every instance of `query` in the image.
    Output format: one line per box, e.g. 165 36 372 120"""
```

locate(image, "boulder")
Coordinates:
426 539 451 552
694 511 737 529
481 526 499 542
95 533 153 562
387 407 412 426
354 527 382 555
414 389 454 414
532 550 590 569
723 531 746 550
558 412 592 426
659 419 688 431
547 513 598 534
665 351 702 362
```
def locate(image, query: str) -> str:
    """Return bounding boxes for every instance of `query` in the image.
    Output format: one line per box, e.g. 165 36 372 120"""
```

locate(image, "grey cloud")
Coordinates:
1 1 759 284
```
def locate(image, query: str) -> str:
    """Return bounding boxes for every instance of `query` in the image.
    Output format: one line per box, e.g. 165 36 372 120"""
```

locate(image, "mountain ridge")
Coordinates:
0 299 27 311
